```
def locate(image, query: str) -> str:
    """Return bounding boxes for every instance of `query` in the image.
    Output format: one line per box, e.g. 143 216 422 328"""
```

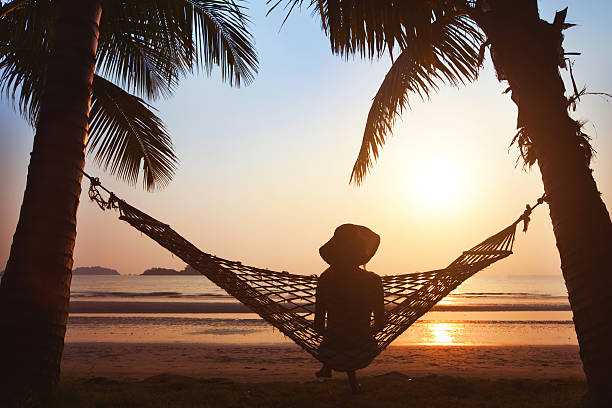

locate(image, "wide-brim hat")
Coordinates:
319 224 380 267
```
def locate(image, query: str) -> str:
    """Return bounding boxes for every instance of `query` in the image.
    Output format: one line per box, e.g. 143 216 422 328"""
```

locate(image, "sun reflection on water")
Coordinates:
428 322 459 345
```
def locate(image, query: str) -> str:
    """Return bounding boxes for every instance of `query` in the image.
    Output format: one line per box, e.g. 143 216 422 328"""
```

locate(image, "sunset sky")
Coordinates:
1 0 611 287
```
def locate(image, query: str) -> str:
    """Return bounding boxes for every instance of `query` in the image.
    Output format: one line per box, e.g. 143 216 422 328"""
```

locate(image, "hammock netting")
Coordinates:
86 176 544 370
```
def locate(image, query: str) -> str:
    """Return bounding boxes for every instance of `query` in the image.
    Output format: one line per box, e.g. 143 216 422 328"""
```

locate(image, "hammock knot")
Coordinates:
87 177 119 211
521 204 532 232
107 192 119 210
537 194 549 205
518 193 548 232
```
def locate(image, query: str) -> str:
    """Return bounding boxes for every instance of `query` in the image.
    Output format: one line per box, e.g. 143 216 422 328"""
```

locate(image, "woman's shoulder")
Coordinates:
357 268 381 281
318 267 333 279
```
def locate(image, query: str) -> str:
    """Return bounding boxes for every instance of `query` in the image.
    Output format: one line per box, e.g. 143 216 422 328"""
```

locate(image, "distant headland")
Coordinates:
73 266 120 276
5 265 202 276
141 266 200 276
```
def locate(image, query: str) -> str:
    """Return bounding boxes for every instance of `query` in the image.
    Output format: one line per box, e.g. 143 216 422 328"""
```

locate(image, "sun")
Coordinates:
406 156 465 212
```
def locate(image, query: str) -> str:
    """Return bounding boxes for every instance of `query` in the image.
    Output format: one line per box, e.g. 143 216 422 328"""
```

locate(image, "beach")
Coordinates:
57 342 587 407
28 259 594 406
61 343 583 382
61 274 584 384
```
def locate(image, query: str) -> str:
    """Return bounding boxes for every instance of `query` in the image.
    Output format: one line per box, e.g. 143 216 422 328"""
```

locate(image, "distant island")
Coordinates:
141 265 200 276
73 266 119 276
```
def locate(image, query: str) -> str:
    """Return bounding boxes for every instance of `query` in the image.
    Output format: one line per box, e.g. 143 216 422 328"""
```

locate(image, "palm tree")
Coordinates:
272 0 612 403
0 0 257 403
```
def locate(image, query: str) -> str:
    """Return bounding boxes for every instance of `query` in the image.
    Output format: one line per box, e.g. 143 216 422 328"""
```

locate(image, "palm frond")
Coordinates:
96 1 187 100
89 75 178 191
187 0 258 86
0 0 53 124
351 14 483 184
0 39 44 124
269 0 473 59
96 0 258 99
2 0 253 191
0 35 178 191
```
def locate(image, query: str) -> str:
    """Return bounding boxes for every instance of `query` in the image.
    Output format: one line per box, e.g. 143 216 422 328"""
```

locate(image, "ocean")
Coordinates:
66 274 576 346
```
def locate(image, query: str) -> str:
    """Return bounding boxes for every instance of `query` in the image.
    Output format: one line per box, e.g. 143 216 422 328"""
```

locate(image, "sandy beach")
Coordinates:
61 343 584 382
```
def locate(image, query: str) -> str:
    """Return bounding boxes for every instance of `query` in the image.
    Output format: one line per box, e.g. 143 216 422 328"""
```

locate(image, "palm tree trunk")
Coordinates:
0 0 102 404
477 1 612 403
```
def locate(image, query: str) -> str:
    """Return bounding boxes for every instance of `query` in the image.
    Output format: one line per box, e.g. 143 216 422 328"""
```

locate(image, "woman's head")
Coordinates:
319 224 380 267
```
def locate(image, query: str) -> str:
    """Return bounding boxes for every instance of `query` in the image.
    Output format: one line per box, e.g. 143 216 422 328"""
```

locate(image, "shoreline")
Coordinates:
68 300 571 313
61 343 584 382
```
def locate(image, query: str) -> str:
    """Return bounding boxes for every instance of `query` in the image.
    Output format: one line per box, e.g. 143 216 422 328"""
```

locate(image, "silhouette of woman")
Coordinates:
314 224 385 393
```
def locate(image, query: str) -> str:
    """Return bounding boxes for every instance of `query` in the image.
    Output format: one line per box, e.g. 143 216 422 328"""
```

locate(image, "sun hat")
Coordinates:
319 224 380 267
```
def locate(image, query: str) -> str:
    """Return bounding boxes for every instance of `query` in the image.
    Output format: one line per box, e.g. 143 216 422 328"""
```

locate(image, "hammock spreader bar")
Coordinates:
83 171 547 370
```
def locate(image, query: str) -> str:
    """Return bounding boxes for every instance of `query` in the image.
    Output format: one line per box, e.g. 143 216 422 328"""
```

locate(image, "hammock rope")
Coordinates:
82 170 547 369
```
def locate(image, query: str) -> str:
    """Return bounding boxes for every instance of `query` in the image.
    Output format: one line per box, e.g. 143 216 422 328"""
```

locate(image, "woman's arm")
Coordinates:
314 285 327 334
314 276 326 334
373 276 385 331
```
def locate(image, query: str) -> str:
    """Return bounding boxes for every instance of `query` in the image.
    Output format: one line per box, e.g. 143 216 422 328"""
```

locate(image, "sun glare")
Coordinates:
429 322 458 345
407 157 465 212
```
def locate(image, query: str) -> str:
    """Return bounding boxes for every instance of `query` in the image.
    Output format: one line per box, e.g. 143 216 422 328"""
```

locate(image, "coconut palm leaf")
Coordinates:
268 1 482 184
351 14 483 184
1 0 256 190
95 6 183 100
0 0 53 124
318 0 434 60
268 0 484 184
0 18 178 190
0 1 54 49
89 75 178 191
269 0 474 59
187 0 258 85
2 0 258 104
0 44 43 124
96 0 191 100
268 0 408 58
96 0 257 100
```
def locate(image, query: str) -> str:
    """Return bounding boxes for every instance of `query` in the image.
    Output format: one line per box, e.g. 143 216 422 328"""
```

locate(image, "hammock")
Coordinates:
84 173 546 370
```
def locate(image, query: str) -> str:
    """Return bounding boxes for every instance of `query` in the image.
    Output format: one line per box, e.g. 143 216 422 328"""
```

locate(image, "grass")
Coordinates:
50 373 588 407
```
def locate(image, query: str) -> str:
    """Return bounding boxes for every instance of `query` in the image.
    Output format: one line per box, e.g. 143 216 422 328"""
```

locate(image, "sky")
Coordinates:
1 1 611 287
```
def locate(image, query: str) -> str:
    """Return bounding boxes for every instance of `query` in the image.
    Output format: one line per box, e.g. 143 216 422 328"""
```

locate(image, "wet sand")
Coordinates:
61 343 583 382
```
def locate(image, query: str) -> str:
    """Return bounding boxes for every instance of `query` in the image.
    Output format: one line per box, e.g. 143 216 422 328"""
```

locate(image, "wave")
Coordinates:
451 292 566 298
66 316 573 327
72 290 566 301
71 291 231 299
432 304 570 311
68 300 571 314
68 315 268 326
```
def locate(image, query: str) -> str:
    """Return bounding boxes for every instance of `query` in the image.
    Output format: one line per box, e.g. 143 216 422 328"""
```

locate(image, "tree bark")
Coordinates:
0 0 102 404
477 1 612 404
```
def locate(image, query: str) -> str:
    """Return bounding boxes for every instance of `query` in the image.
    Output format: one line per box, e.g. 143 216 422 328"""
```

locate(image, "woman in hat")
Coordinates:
314 224 385 393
